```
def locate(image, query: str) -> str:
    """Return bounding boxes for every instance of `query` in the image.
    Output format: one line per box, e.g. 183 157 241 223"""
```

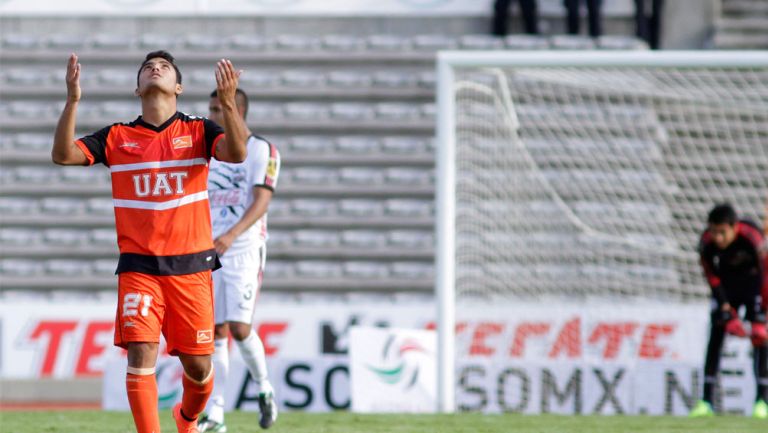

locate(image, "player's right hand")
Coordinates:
66 53 81 103
213 232 235 257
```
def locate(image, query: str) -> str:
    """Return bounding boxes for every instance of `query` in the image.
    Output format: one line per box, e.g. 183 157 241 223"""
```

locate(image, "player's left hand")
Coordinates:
214 232 236 256
214 59 242 106
751 322 768 346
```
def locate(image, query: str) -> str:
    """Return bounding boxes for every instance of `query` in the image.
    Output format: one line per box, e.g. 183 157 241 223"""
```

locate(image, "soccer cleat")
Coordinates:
197 414 227 433
258 391 278 429
173 403 200 433
754 399 768 419
689 400 715 417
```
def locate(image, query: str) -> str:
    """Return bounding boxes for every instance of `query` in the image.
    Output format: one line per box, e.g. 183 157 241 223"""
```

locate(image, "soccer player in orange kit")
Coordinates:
52 51 249 433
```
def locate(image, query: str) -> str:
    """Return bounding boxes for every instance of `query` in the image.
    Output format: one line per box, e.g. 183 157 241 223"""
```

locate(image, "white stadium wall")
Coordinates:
0 299 763 415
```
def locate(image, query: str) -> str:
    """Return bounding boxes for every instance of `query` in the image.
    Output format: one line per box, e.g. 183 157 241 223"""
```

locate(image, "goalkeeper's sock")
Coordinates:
756 345 768 401
703 375 717 403
126 369 161 433
181 368 214 422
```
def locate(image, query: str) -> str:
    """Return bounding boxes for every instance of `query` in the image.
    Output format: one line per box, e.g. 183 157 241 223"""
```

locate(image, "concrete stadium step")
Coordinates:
0 83 434 102
0 117 434 135
715 17 768 34
0 214 433 231
0 182 434 199
722 0 768 16
713 32 768 49
0 274 433 293
0 244 433 261
0 148 435 166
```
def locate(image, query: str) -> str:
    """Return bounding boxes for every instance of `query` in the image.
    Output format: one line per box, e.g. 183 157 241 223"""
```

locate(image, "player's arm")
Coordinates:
763 202 768 254
212 59 248 163
52 54 88 166
764 203 768 236
214 186 273 256
699 237 728 308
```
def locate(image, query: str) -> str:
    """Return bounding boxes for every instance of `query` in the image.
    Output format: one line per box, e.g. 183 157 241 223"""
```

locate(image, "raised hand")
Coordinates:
66 53 81 103
214 59 242 105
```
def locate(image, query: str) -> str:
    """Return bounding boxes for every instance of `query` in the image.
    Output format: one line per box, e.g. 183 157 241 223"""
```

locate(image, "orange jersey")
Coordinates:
76 112 224 275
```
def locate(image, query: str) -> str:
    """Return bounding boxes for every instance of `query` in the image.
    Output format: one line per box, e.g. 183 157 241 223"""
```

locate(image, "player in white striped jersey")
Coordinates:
199 88 281 432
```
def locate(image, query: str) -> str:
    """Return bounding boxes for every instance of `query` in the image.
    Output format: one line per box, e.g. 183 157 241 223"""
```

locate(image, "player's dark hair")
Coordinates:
137 50 182 86
210 88 249 119
707 203 737 225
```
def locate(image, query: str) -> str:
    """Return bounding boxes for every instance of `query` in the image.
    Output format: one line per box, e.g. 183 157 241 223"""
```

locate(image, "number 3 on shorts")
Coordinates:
123 293 152 317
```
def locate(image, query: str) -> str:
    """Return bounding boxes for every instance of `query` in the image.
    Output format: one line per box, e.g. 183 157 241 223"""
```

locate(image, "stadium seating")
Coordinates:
1 20 659 295
714 0 768 49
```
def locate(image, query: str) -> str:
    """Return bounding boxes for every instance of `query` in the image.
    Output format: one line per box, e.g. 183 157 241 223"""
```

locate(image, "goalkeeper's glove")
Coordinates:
724 311 748 338
751 322 768 346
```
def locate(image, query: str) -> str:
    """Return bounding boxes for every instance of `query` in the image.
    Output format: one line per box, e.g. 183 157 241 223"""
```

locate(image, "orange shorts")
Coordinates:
114 271 214 356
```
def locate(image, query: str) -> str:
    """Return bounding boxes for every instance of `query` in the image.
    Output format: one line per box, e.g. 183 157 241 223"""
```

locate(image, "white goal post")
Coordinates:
435 51 768 413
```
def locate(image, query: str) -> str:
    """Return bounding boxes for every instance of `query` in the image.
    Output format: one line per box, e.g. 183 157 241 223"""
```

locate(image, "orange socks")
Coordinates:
126 370 160 433
125 366 213 432
179 369 214 422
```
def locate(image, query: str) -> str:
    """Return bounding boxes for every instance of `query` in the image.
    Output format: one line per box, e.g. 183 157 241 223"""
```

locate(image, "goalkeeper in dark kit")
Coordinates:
690 203 767 418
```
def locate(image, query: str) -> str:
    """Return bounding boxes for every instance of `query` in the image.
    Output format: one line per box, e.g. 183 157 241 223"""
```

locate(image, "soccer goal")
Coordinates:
435 51 768 413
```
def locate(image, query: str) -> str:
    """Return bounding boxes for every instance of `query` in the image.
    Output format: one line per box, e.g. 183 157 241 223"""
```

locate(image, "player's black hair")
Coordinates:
707 203 738 225
137 50 182 86
210 88 249 119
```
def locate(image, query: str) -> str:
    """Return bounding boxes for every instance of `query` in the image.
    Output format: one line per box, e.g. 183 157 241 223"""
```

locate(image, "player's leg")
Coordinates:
115 272 165 433
564 0 580 34
230 322 271 393
745 287 768 417
126 343 161 433
491 0 513 37
703 310 728 403
176 353 215 432
199 268 230 432
691 301 727 416
227 246 276 428
230 321 277 428
753 344 768 418
520 0 539 34
162 271 216 433
585 0 602 37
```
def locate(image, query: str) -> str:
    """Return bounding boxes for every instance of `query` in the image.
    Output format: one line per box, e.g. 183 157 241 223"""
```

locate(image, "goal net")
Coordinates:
435 51 768 413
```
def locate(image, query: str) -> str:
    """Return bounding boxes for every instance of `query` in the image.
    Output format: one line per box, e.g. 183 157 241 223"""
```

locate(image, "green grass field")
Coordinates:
0 411 765 433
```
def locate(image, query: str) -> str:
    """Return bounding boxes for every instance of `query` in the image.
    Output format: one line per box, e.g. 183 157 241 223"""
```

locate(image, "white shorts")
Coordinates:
212 245 266 325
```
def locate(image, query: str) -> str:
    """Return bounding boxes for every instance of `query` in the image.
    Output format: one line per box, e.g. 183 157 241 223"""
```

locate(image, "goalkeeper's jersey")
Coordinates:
699 220 765 302
75 111 224 275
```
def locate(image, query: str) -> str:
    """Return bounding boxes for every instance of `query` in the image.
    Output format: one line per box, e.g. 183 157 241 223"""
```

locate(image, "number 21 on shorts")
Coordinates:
122 293 152 317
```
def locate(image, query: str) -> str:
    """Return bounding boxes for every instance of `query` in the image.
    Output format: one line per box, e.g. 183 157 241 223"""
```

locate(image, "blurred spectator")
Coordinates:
564 0 603 37
634 0 664 49
492 0 539 37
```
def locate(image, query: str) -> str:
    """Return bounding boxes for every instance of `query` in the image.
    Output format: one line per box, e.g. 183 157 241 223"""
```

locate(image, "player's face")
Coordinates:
136 58 181 96
708 222 737 249
208 96 223 125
